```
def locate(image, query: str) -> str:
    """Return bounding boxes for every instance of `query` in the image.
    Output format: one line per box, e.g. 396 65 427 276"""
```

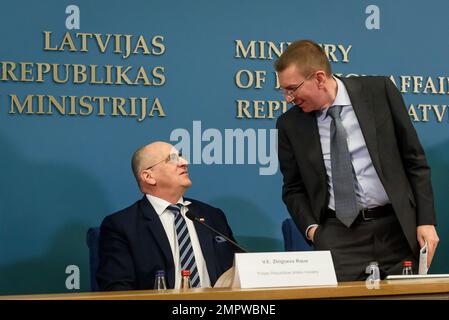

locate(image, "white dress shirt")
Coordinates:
146 194 211 289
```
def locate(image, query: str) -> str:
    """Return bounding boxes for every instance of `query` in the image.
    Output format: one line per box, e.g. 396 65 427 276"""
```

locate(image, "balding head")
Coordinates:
131 141 191 203
131 141 173 187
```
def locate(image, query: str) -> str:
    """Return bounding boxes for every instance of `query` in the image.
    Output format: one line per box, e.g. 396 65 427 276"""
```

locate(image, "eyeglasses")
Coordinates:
145 152 183 170
278 72 315 97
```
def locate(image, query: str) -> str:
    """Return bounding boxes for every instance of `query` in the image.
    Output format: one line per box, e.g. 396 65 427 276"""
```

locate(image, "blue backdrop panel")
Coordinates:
0 0 447 294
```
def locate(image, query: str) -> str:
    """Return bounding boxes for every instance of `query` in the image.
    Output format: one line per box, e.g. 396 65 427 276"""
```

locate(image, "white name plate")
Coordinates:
232 251 337 289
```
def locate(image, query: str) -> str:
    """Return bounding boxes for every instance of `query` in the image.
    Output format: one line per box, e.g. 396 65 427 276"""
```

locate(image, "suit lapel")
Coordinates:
290 108 327 200
186 202 218 284
341 77 383 178
139 196 176 288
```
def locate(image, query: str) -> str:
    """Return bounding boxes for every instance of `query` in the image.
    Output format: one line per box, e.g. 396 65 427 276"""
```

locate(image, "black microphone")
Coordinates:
185 211 247 253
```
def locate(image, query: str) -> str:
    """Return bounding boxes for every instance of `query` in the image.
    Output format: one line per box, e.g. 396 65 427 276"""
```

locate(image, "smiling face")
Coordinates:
277 64 332 113
139 142 192 202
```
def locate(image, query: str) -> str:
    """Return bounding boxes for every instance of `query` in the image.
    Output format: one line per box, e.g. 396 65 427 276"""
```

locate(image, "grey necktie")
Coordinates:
327 105 359 227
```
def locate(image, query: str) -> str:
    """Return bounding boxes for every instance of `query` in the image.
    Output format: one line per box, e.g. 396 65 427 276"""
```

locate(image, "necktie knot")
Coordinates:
167 204 182 216
327 105 342 120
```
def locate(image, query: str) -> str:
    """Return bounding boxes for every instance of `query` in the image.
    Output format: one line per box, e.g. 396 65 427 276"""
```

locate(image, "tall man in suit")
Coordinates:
275 40 439 281
97 141 237 291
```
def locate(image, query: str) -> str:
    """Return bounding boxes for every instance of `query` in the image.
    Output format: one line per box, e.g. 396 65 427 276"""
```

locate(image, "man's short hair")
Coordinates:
274 39 332 76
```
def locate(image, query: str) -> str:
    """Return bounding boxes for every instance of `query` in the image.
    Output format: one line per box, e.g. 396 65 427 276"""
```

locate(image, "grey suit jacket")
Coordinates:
276 76 436 256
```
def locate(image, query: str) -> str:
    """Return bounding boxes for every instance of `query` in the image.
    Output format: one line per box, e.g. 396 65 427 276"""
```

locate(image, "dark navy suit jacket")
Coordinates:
97 196 237 291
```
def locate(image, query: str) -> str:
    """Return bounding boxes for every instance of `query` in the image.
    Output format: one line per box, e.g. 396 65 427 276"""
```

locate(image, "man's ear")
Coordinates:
141 170 157 186
315 70 327 86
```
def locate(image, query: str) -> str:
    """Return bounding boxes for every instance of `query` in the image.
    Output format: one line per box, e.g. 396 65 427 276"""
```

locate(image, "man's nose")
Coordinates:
285 93 294 104
178 156 188 166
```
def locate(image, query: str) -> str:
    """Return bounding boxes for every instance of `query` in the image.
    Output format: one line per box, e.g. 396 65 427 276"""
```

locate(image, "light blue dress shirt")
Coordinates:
317 77 390 210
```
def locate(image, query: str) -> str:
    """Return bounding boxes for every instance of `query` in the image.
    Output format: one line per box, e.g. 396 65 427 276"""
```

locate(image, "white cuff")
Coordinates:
305 224 319 240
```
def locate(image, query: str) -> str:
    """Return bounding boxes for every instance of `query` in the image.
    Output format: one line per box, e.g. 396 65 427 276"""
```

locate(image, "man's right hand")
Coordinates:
307 225 319 242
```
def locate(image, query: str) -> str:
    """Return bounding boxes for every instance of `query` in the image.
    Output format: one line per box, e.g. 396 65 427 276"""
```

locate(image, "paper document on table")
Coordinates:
418 240 428 275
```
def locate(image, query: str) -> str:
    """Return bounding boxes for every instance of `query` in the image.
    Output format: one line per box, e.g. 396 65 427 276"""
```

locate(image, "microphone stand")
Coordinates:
186 212 247 253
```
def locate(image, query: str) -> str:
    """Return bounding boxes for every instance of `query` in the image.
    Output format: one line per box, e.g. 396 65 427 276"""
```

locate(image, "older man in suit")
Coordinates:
97 141 237 291
275 39 439 281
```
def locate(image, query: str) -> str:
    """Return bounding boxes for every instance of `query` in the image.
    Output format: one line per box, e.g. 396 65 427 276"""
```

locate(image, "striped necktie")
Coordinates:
328 105 359 227
167 204 201 287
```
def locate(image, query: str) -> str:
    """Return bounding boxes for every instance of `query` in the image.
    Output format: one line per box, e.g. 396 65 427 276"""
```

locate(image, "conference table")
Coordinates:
1 278 449 300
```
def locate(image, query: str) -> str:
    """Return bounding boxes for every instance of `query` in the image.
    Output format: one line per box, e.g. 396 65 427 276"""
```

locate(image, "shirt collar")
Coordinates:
317 76 352 121
145 194 191 216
